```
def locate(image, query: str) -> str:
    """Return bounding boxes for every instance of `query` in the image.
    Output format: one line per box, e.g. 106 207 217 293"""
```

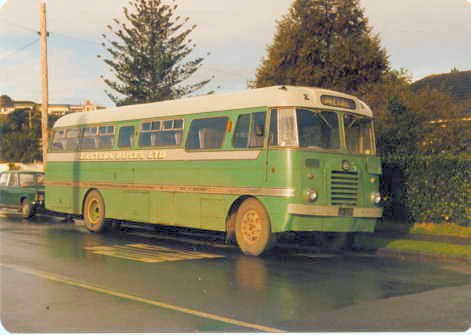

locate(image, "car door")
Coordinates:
18 173 37 204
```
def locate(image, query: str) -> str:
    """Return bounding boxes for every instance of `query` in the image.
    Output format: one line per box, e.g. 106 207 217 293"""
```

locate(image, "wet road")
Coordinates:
1 212 471 332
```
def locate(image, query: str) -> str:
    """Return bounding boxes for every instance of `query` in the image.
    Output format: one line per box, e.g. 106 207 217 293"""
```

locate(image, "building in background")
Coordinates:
412 69 471 118
0 95 106 117
412 69 471 150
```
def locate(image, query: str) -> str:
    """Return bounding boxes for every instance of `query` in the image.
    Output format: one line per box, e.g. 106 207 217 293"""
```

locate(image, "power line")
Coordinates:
0 15 37 33
0 15 101 46
0 16 252 83
52 32 102 46
0 38 39 63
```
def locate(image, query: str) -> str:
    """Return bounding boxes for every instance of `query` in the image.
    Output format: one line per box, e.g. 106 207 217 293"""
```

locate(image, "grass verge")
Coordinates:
375 221 471 238
409 223 471 238
354 235 471 259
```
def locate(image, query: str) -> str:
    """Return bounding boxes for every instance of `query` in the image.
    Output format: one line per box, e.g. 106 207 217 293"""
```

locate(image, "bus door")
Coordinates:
266 108 293 185
116 124 150 222
233 111 269 180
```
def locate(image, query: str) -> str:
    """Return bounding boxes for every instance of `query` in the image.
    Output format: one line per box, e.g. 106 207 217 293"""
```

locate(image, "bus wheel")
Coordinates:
83 190 109 233
21 200 34 219
235 198 275 256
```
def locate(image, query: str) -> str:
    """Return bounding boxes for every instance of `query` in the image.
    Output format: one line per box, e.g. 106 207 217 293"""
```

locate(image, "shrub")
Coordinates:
403 155 470 225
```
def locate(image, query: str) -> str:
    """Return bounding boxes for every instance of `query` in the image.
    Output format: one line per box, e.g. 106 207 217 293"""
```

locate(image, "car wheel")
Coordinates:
21 200 34 219
83 190 109 233
235 198 276 256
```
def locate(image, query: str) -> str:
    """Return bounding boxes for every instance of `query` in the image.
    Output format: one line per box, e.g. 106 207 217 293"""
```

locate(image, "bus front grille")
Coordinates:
330 170 359 206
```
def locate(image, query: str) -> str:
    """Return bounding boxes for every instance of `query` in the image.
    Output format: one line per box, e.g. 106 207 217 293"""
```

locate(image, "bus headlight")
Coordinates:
370 192 381 204
306 189 318 202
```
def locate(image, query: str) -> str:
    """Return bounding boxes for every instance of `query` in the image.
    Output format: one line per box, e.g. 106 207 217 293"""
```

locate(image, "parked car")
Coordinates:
0 171 45 219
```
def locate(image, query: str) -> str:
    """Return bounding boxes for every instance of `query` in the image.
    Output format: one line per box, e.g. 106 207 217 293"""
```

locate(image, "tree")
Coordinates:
359 71 468 223
359 70 466 160
100 0 211 106
253 0 389 94
0 108 59 163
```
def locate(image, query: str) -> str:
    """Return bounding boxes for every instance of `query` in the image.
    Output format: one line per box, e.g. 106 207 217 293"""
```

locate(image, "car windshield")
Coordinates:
19 174 35 187
344 113 375 155
297 109 340 150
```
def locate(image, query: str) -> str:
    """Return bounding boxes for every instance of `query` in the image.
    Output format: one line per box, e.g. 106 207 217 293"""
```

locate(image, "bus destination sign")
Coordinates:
320 95 356 110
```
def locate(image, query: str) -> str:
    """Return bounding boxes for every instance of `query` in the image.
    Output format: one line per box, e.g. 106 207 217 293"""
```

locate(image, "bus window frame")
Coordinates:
50 124 118 153
50 128 67 152
79 126 99 151
343 112 377 156
267 107 376 155
117 125 137 149
138 118 185 149
231 110 268 150
296 108 342 152
185 116 229 151
62 128 80 152
96 125 116 150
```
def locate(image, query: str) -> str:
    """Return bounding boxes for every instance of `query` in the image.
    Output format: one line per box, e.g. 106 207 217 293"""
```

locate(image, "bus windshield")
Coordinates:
344 113 375 155
297 109 340 150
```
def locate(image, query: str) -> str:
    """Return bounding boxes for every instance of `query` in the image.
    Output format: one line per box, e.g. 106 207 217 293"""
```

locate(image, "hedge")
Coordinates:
403 155 470 224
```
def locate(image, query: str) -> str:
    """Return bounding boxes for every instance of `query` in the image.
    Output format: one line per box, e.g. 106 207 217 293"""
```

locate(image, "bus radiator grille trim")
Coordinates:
330 170 359 207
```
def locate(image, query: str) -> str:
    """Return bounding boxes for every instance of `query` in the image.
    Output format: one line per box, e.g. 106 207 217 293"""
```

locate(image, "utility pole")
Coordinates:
39 0 49 163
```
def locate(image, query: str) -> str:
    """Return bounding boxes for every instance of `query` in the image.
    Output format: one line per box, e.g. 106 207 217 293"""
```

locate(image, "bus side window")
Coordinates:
233 112 266 149
249 112 266 148
98 126 115 149
80 127 98 150
139 119 183 147
118 126 135 148
186 117 228 150
65 128 80 151
51 130 66 152
233 114 250 148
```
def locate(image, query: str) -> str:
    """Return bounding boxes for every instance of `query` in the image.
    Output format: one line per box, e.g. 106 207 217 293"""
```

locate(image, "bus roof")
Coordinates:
54 86 373 128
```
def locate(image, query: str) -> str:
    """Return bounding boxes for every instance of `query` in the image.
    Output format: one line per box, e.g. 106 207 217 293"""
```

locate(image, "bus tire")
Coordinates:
83 190 109 233
235 198 275 256
225 211 237 244
21 199 33 219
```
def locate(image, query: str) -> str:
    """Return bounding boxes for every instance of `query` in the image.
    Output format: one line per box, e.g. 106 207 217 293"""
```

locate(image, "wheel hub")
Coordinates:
240 210 263 245
88 199 101 225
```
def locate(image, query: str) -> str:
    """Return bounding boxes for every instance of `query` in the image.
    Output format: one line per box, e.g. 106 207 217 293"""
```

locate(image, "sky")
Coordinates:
0 0 470 107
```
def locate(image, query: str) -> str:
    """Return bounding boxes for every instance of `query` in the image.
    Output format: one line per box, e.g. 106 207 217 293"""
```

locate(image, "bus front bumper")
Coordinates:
287 204 383 218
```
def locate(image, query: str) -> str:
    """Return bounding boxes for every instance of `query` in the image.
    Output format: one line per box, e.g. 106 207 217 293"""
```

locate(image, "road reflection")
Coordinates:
2 215 468 326
234 256 268 292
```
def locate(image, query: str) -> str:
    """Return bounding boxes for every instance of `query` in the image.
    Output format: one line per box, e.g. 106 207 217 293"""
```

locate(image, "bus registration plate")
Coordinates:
339 208 353 217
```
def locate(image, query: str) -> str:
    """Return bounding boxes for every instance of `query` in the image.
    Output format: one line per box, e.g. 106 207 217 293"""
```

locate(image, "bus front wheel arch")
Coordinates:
83 189 109 233
225 195 253 244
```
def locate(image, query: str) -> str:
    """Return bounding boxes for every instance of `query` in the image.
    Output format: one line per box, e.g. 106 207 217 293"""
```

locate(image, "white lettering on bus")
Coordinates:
79 150 167 161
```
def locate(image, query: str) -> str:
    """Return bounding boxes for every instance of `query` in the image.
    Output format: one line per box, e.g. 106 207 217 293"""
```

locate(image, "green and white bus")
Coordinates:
45 86 382 256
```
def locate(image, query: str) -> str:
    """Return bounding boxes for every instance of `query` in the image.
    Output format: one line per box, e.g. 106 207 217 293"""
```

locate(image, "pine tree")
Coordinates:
100 0 211 106
253 0 389 94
